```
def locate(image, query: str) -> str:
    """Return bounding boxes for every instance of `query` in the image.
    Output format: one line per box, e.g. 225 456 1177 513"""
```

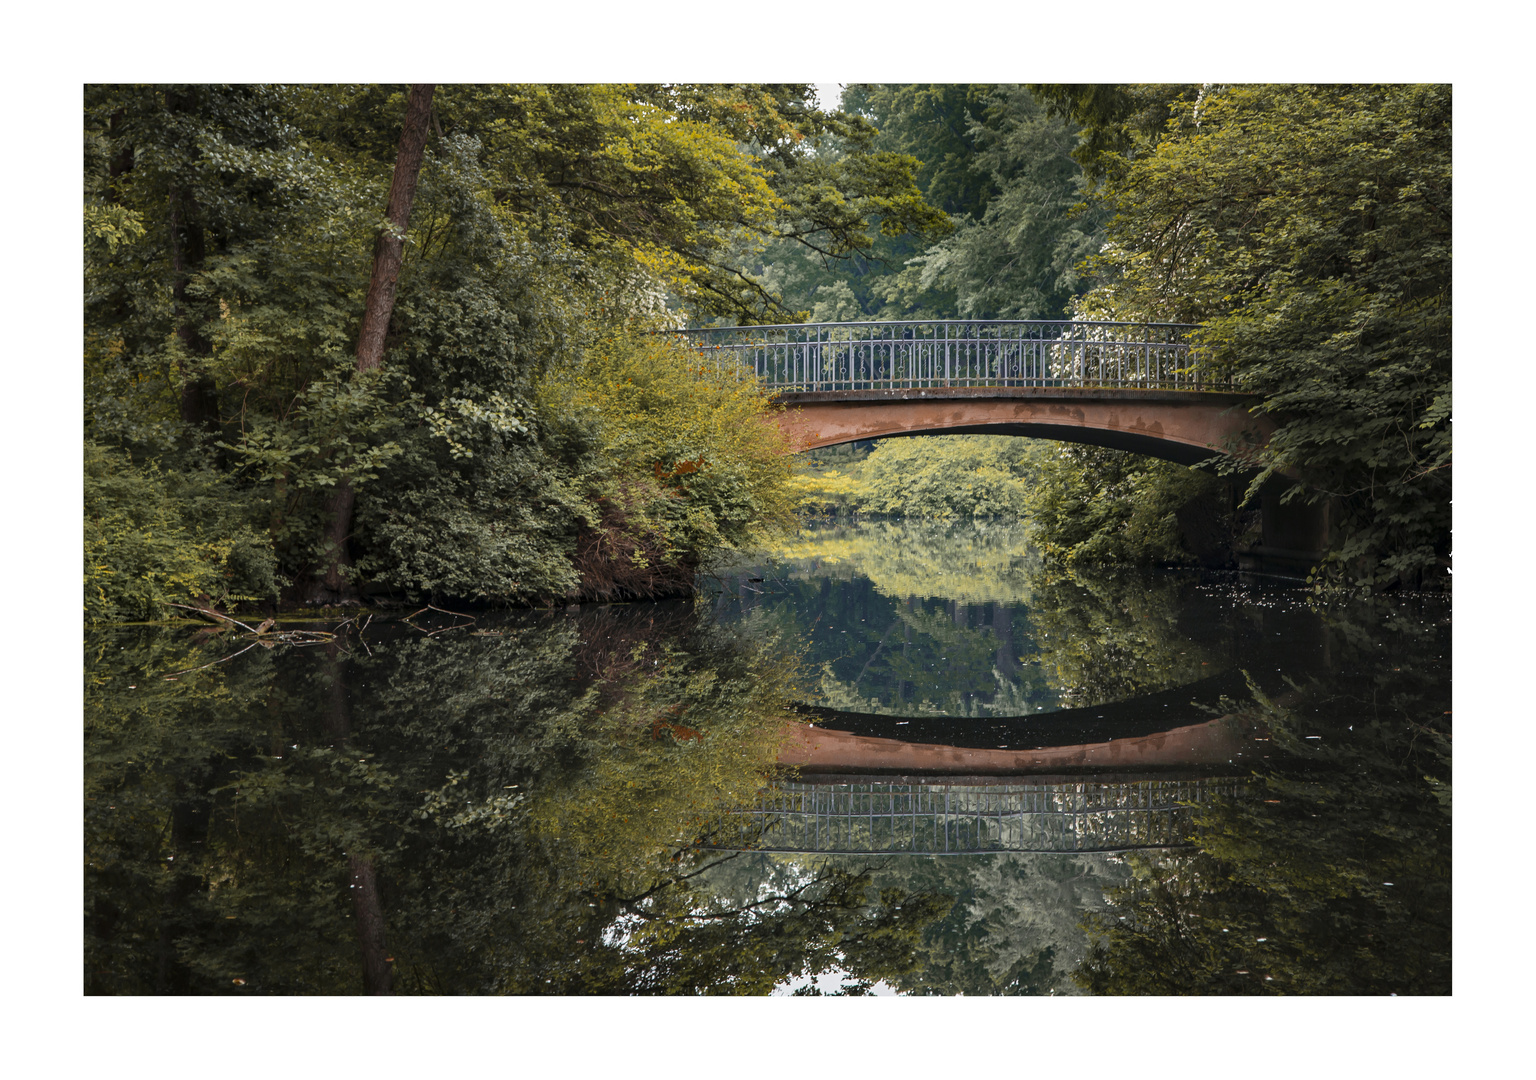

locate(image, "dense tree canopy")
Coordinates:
84 84 948 617
1044 83 1451 589
756 84 1100 323
83 82 1451 615
769 83 1451 590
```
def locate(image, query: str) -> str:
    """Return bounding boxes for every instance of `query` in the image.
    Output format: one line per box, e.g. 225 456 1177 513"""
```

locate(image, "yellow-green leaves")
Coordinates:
546 325 798 573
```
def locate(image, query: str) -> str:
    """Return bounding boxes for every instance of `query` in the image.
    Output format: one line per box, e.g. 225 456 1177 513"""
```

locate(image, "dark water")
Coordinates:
84 521 1450 995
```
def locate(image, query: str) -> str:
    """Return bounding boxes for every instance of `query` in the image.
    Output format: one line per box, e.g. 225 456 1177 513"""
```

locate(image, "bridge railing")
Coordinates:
672 319 1225 393
705 777 1246 855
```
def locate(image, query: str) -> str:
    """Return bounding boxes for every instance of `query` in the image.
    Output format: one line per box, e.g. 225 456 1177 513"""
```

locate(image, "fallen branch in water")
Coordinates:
168 603 337 646
166 603 259 634
403 604 477 636
164 640 261 678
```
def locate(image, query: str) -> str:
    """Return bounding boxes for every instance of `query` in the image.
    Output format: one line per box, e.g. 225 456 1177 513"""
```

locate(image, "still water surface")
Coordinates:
85 520 1450 994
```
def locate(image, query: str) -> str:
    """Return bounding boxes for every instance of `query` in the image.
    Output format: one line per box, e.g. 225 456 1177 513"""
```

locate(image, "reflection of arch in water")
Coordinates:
712 776 1246 855
780 712 1265 777
780 665 1282 780
791 666 1256 751
747 690 1281 854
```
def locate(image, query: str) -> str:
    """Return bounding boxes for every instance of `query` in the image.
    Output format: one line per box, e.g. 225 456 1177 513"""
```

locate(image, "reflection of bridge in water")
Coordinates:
713 777 1244 856
727 678 1282 855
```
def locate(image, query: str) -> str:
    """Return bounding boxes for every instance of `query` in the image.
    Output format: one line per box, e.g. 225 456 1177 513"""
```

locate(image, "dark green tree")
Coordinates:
1075 598 1451 994
1036 84 1451 589
86 84 947 614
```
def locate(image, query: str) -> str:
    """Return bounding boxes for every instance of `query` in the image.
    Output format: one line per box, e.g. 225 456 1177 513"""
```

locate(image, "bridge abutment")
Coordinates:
1236 491 1333 577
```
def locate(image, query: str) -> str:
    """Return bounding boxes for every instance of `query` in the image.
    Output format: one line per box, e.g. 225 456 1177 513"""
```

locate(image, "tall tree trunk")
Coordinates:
311 84 435 603
165 88 220 433
356 85 435 374
322 643 396 995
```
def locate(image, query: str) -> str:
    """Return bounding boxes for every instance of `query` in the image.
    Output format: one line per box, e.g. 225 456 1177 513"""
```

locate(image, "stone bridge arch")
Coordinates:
675 319 1332 569
772 386 1270 466
772 387 1327 571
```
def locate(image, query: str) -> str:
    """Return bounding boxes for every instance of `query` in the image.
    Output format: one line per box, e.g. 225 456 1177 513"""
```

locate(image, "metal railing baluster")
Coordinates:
669 320 1218 396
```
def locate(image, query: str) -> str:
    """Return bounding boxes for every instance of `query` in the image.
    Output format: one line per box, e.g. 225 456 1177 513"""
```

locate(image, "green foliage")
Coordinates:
787 435 1048 522
906 87 1107 321
1057 84 1451 589
854 434 1046 519
84 441 279 622
1025 444 1229 566
1027 84 1196 186
842 85 1000 221
85 606 952 994
343 212 597 601
85 84 941 613
421 84 949 326
759 85 1103 323
546 327 798 593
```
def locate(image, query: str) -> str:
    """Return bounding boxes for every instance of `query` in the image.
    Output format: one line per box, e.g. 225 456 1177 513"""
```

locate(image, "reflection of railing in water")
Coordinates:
709 778 1245 855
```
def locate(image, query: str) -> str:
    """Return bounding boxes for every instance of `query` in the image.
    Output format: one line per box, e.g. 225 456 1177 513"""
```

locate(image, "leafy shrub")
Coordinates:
854 435 1045 520
353 426 592 603
84 441 279 622
1025 444 1221 566
544 326 797 597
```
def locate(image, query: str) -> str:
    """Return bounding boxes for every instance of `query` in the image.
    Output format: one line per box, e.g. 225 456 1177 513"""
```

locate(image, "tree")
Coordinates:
86 84 943 614
913 87 1107 321
1039 84 1451 590
314 84 434 602
427 84 950 325
853 434 1045 520
1027 84 1196 187
758 85 1107 323
1025 444 1236 567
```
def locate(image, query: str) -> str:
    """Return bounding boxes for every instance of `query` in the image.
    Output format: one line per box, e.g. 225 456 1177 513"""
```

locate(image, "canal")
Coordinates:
84 519 1450 995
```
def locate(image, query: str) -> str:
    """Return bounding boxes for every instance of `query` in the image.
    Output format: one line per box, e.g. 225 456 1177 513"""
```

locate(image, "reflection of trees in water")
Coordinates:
85 571 1448 996
1073 597 1452 995
700 850 1128 995
814 598 1053 717
764 520 1039 604
729 524 1224 716
84 608 951 994
1025 566 1219 708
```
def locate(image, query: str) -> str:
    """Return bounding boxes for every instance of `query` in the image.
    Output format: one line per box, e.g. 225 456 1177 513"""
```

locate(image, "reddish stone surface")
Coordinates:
774 388 1270 467
778 714 1266 776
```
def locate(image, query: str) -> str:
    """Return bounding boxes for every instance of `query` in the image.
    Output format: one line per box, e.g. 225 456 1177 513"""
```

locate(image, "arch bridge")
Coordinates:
677 319 1329 567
